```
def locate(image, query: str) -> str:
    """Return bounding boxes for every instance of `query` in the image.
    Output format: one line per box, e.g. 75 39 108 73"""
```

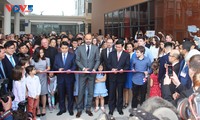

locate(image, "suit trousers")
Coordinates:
77 73 96 111
131 82 147 108
57 78 74 112
27 97 39 120
108 81 124 112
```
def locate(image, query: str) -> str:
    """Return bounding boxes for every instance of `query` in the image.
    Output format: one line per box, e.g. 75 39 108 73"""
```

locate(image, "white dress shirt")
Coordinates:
25 75 41 98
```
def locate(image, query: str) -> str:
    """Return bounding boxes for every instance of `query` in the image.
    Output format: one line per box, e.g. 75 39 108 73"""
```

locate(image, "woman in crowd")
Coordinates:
31 47 50 117
123 42 135 109
158 41 165 58
149 37 160 60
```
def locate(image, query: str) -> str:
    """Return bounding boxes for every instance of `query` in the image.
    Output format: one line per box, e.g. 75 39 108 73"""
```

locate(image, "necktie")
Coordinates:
117 52 120 61
10 56 15 67
63 53 66 65
0 61 6 78
87 45 90 57
107 48 110 58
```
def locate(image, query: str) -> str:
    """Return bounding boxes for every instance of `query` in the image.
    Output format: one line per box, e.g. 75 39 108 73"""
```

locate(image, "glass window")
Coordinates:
131 5 139 26
88 3 92 13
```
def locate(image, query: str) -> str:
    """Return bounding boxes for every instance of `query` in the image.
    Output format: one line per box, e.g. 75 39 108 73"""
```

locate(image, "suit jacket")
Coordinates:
107 51 130 82
178 60 192 89
162 84 193 106
100 47 115 71
44 46 58 69
53 52 76 83
2 55 18 90
158 53 170 83
75 45 100 71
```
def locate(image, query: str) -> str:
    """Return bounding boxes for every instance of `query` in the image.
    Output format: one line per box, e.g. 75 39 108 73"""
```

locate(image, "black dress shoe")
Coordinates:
86 110 93 116
69 111 74 116
76 111 82 118
118 110 124 115
108 111 113 115
129 113 133 117
57 110 66 116
36 114 41 117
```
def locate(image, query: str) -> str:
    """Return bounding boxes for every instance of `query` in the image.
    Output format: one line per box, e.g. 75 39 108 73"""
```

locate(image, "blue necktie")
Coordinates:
10 56 15 67
63 54 66 65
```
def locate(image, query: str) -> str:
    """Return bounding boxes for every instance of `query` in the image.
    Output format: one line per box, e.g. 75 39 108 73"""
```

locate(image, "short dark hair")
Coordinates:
136 46 145 54
164 42 173 48
182 41 193 52
17 58 29 67
18 42 29 49
12 65 23 81
116 39 124 46
137 36 145 41
71 38 78 43
25 65 35 75
125 42 134 50
0 46 4 52
60 41 69 47
4 40 15 48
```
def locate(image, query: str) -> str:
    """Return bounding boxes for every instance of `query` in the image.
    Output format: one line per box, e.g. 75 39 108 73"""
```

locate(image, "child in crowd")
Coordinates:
149 61 161 97
12 66 26 110
94 64 108 112
25 65 41 120
47 72 57 111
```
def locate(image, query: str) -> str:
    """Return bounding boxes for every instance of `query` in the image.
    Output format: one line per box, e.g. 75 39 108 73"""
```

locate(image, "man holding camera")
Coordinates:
162 54 200 106
0 96 13 120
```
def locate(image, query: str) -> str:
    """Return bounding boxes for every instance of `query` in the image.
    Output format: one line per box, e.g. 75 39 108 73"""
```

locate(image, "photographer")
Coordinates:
0 96 13 120
162 54 200 106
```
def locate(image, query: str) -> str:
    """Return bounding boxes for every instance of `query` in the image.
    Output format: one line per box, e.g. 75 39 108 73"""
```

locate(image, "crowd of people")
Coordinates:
0 30 200 120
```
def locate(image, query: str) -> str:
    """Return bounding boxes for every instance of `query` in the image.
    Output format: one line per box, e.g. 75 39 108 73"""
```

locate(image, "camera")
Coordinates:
18 100 27 112
0 79 15 111
177 92 200 120
167 65 173 77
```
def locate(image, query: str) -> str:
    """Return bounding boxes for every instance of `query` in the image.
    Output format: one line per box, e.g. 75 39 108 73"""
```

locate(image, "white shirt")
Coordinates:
25 75 41 98
150 46 159 59
12 76 26 102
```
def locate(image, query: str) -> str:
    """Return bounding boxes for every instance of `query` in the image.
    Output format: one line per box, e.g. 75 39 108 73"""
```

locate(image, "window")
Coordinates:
88 3 92 13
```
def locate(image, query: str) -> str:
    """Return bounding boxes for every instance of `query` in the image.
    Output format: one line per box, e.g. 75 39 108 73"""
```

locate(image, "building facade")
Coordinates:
92 0 200 41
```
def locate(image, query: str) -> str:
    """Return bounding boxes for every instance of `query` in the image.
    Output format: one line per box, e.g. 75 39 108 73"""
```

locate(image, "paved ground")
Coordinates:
37 104 131 120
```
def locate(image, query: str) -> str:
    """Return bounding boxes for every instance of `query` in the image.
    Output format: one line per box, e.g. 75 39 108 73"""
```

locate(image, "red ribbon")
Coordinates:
40 70 144 74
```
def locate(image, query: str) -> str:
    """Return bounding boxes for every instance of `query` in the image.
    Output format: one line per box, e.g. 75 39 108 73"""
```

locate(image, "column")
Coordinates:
14 12 20 35
4 5 11 35
25 19 31 34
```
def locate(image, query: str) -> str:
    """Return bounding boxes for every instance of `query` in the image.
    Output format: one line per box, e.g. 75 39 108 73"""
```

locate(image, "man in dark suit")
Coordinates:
168 49 180 94
75 33 100 118
158 42 173 85
2 41 18 91
107 40 130 115
0 46 6 79
53 41 76 116
100 38 115 104
41 38 58 69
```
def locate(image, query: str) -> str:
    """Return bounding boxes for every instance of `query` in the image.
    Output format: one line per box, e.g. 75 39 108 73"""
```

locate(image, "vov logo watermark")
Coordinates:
5 4 33 12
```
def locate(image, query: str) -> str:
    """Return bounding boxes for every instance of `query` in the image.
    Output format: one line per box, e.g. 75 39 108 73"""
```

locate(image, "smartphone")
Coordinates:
168 65 173 77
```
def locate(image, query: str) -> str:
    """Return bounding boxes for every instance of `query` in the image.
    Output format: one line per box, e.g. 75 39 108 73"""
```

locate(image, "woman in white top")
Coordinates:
149 37 159 60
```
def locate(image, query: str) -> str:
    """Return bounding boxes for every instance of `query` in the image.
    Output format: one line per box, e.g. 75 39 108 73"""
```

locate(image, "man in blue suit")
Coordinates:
2 41 18 91
158 42 173 85
53 41 76 116
178 40 193 89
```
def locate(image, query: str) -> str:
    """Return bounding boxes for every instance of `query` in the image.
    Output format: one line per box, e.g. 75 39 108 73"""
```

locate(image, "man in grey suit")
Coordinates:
75 33 100 118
